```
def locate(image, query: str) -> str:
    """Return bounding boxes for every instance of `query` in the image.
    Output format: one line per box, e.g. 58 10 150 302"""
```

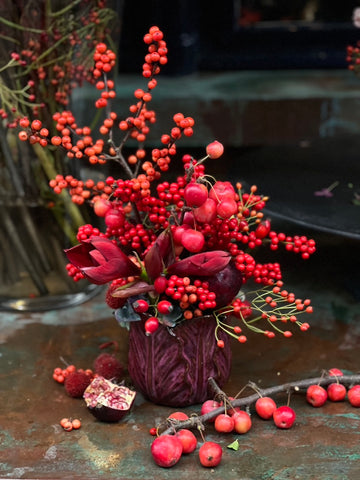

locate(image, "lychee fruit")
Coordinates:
64 370 92 398
93 353 124 381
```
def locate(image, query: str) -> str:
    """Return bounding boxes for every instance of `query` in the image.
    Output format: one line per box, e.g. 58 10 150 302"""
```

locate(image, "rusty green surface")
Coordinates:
1 231 360 480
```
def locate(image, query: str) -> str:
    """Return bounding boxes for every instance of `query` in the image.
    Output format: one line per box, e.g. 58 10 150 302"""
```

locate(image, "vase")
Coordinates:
127 315 232 407
0 128 101 312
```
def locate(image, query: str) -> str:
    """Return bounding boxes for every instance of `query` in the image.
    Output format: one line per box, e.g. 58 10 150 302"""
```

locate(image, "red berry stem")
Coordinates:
160 374 360 436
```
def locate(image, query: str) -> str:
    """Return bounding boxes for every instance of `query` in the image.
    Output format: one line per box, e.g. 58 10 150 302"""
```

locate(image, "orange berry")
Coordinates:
72 419 81 429
31 119 42 130
18 131 28 141
60 418 70 428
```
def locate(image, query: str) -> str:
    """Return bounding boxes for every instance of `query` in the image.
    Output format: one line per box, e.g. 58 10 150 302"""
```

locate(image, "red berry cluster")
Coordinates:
142 26 168 78
60 417 82 432
161 276 217 320
213 279 312 345
1 0 115 126
53 364 93 386
93 43 116 78
346 44 360 73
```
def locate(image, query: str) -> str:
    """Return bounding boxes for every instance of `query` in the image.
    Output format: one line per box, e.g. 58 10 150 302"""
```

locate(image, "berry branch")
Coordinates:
160 374 360 436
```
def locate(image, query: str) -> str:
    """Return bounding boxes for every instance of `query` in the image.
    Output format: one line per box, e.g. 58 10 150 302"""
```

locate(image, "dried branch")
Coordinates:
161 374 360 436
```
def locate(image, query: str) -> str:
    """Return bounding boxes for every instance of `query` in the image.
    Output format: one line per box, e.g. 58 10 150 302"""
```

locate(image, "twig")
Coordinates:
161 374 360 436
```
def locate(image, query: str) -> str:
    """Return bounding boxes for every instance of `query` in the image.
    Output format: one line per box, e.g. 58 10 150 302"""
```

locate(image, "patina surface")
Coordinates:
1 230 360 480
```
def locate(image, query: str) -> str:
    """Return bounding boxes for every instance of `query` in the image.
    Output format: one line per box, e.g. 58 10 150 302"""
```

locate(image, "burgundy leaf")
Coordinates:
112 281 155 298
65 237 140 284
144 230 174 280
167 250 231 277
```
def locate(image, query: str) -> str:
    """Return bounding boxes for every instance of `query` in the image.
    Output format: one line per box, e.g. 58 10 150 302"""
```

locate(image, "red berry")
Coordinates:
328 368 343 377
255 396 277 420
151 435 183 468
154 276 168 293
199 441 222 468
157 300 173 314
145 316 159 335
306 385 328 407
273 406 296 429
132 299 150 313
348 385 360 407
327 383 347 402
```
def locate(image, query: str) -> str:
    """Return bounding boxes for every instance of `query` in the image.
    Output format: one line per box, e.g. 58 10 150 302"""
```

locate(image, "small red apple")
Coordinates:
348 385 360 407
327 383 346 402
306 385 328 407
255 396 277 420
199 441 222 467
184 182 208 207
273 406 296 429
181 229 205 253
176 429 197 454
151 435 183 468
214 413 234 433
200 399 221 422
206 140 224 159
209 181 236 203
232 411 252 434
168 411 189 421
193 198 217 223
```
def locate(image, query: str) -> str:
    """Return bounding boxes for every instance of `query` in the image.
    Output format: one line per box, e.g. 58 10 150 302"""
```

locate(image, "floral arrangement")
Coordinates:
16 25 315 345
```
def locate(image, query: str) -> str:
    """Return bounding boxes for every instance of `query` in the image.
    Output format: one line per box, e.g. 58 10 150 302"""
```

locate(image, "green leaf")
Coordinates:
227 439 240 451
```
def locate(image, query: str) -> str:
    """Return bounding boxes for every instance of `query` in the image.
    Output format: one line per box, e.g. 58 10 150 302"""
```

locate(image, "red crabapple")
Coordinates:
306 385 328 407
255 396 277 420
206 140 224 159
214 413 234 433
328 368 343 377
199 441 222 468
348 385 360 407
193 198 217 223
181 229 205 253
184 182 208 207
232 411 252 434
273 406 296 429
327 383 347 402
168 411 189 421
151 435 183 468
200 399 221 422
175 429 197 454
